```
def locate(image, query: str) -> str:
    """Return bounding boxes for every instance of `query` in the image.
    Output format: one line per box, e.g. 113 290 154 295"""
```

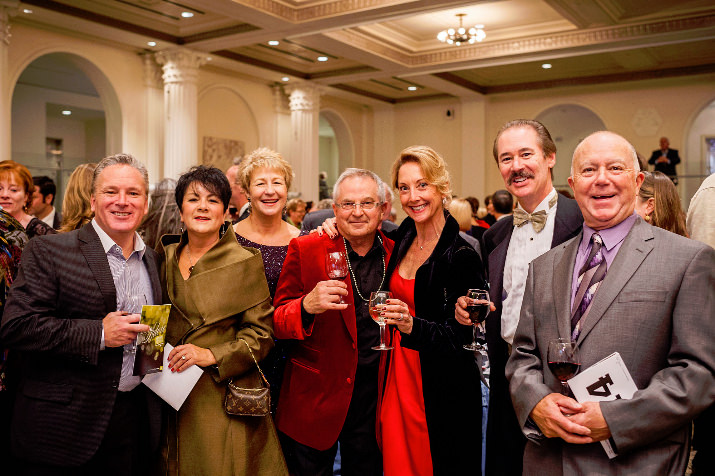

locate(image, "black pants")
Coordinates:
19 386 149 476
284 364 383 476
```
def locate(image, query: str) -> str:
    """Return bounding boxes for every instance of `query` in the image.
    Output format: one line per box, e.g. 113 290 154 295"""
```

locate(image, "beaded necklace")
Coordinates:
343 235 386 302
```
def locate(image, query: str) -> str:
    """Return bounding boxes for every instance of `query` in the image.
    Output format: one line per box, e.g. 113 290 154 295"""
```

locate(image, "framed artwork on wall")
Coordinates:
202 136 245 171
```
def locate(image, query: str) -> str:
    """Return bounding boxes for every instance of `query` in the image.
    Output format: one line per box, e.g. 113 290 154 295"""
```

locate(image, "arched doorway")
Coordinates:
685 97 715 206
536 104 606 189
11 52 119 211
319 110 354 199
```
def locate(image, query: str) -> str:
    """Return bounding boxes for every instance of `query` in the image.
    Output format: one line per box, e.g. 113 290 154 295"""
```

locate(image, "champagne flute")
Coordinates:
547 338 581 395
325 251 349 304
463 289 490 351
370 291 393 351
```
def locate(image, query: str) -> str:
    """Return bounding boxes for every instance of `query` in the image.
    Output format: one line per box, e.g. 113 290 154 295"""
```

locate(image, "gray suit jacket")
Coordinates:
506 217 715 475
0 223 163 467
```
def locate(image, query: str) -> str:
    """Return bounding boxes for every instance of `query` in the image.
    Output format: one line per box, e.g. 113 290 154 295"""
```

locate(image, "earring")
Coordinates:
644 214 651 222
179 223 185 234
442 197 447 206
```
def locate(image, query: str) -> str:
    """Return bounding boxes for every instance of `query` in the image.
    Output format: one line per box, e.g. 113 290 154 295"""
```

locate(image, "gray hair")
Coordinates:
571 131 640 176
92 153 149 195
333 168 386 203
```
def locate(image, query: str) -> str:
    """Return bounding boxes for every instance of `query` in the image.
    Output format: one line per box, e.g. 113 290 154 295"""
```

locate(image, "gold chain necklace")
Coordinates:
343 236 386 302
417 233 440 250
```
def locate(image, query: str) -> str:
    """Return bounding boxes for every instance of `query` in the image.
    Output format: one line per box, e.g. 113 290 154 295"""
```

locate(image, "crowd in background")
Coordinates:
0 121 712 476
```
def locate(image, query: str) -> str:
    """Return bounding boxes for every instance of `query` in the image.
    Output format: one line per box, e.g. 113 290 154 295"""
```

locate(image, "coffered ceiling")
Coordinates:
15 0 715 104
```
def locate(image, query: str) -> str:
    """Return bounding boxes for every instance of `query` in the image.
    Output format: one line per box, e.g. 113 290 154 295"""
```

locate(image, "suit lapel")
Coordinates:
328 237 358 343
553 235 581 340
551 194 583 248
78 224 117 314
142 249 162 305
576 220 654 346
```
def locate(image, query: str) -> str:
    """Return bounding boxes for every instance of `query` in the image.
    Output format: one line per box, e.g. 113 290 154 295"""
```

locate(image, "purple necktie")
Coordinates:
571 233 607 340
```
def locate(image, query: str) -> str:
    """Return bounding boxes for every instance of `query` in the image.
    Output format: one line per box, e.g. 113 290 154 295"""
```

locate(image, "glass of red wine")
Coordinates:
325 251 349 304
369 291 393 351
547 338 581 395
463 289 489 351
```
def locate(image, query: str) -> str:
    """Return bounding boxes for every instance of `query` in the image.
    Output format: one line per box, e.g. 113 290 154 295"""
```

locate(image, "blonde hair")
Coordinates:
238 147 294 193
391 145 451 204
60 163 97 232
448 198 472 232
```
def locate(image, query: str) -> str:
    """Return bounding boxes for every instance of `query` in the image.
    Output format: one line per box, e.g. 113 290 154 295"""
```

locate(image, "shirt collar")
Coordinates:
345 233 383 259
582 213 638 252
91 218 146 259
516 188 557 214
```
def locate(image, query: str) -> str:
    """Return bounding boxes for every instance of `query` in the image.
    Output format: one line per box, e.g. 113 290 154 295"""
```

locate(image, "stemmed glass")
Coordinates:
463 289 490 351
547 338 581 395
124 294 147 352
325 251 349 304
370 291 393 351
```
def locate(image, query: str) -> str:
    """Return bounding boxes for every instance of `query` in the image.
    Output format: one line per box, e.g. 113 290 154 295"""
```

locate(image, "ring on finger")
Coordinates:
181 355 186 360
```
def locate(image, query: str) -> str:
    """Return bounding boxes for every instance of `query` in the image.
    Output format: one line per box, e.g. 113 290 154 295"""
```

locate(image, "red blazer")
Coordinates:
273 231 393 450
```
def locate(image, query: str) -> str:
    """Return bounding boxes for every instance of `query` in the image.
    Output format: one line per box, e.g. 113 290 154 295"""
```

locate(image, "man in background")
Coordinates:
225 159 249 223
648 136 681 183
491 189 514 221
29 176 62 229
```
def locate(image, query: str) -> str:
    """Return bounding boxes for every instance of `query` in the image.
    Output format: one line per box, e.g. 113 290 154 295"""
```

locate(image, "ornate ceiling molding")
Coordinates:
236 0 410 23
327 13 715 68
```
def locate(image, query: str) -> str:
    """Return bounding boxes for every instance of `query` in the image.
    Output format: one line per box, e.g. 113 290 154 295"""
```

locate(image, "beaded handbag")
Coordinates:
224 339 270 417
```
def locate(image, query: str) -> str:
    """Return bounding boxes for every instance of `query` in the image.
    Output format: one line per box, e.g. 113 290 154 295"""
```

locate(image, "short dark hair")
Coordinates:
93 153 149 195
464 196 479 215
492 189 514 214
492 119 556 163
33 176 56 204
175 165 232 212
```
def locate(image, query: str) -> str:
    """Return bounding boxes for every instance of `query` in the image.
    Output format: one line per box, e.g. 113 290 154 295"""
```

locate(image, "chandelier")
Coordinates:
437 14 486 46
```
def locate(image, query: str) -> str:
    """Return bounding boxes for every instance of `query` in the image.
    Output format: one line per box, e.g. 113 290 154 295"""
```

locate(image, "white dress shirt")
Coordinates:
39 207 56 227
501 188 558 344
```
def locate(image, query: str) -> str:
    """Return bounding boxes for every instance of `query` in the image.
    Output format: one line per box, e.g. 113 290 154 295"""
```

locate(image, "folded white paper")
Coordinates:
142 343 203 410
568 352 638 459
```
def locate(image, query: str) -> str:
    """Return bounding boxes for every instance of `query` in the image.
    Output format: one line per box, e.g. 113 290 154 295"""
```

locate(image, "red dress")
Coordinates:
379 271 433 476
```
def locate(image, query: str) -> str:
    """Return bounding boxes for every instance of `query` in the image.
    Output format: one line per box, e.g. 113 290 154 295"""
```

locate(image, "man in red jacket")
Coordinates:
273 168 394 476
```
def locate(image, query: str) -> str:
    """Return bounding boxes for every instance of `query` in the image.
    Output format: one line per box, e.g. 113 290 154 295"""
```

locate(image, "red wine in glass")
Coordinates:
548 361 581 381
464 289 489 351
547 338 580 395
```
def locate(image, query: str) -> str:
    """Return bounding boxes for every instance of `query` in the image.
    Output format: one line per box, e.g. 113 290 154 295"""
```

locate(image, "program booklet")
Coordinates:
133 304 172 376
567 352 638 459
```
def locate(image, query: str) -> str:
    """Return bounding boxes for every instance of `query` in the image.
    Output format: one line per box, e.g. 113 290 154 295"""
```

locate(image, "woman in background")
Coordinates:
285 198 306 229
0 161 55 238
139 178 181 250
378 145 487 475
158 165 286 475
59 163 97 232
635 171 687 236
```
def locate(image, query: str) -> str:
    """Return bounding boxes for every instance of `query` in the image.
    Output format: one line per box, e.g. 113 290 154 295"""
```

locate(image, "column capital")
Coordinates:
286 83 323 112
154 48 208 84
140 52 163 89
0 1 19 46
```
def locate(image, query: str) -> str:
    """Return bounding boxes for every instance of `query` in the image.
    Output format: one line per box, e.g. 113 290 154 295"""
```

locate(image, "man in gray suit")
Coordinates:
1 154 163 475
506 131 714 475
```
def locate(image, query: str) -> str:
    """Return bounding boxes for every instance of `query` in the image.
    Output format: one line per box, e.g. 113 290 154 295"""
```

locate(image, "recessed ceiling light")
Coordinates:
61 110 72 116
23 9 33 14
147 41 157 47
268 40 280 46
181 12 194 18
317 56 328 62
281 77 290 82
542 63 552 69
206 56 212 61
407 86 418 91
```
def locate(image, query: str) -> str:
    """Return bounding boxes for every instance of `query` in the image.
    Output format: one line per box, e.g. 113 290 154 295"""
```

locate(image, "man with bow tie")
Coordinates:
456 119 583 476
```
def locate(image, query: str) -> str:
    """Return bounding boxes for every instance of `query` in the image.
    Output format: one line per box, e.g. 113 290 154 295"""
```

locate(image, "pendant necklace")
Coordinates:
418 233 440 250
343 236 386 302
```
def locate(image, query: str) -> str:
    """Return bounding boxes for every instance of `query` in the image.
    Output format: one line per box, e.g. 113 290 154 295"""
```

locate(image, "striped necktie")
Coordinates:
571 233 607 341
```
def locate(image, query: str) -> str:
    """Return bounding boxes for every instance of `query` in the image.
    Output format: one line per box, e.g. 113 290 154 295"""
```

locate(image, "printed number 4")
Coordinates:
586 374 622 399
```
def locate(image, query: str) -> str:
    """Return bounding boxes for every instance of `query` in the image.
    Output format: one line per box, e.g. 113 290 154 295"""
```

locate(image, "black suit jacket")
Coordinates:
648 148 681 177
482 194 582 476
52 209 62 230
0 223 163 467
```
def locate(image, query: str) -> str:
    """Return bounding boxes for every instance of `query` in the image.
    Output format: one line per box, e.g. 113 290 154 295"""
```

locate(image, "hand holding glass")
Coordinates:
370 291 393 351
547 338 581 395
123 294 147 352
463 289 489 351
325 252 349 304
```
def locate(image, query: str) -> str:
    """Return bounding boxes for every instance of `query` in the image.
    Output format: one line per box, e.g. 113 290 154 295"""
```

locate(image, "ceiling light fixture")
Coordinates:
542 63 552 69
407 86 418 91
147 41 157 47
317 56 328 62
181 12 194 18
61 110 72 116
23 9 32 14
268 40 280 46
437 14 486 46
281 77 290 82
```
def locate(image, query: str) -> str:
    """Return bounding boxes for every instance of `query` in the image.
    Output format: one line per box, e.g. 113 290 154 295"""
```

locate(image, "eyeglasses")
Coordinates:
335 200 380 211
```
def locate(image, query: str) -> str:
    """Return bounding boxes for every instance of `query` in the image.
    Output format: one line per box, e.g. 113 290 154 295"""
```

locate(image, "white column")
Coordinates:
154 48 206 179
141 52 164 184
287 83 322 202
0 1 18 162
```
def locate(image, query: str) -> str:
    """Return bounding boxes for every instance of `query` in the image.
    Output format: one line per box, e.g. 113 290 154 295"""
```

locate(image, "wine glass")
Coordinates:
463 289 490 351
123 294 147 352
325 251 349 304
547 338 581 395
370 291 393 351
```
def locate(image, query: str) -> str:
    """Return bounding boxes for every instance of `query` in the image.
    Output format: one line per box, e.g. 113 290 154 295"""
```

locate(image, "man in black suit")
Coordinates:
29 175 62 229
1 154 162 476
456 119 583 476
648 136 681 182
